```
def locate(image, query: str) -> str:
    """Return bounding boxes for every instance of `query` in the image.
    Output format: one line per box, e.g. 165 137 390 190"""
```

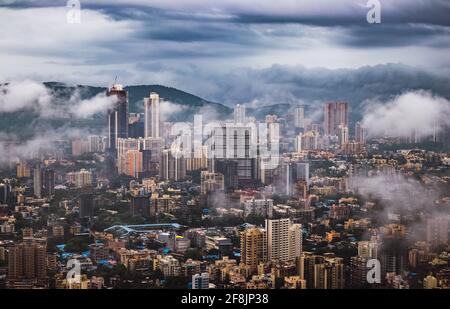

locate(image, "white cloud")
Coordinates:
159 100 188 122
350 172 440 212
362 90 450 138
0 126 99 166
70 92 118 118
0 79 51 112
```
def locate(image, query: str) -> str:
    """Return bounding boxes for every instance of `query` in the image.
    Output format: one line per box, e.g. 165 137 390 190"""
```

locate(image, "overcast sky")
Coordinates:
1 0 449 105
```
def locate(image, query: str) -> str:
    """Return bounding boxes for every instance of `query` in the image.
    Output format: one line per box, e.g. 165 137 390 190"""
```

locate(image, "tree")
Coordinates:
65 237 89 252
164 276 190 289
184 248 203 261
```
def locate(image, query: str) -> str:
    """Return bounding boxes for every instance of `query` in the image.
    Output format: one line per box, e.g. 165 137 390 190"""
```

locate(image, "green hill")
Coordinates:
0 82 233 139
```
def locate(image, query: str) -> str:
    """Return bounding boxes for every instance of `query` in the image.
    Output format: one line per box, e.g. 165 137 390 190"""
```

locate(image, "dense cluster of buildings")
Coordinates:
0 84 449 289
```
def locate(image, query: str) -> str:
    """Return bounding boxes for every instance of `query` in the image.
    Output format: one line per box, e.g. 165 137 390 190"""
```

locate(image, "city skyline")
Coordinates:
1 0 450 295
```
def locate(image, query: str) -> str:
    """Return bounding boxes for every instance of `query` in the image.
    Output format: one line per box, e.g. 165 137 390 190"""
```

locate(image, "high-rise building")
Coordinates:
240 227 267 275
209 125 257 186
88 135 106 153
130 194 151 218
33 167 42 198
192 272 210 289
234 104 246 124
295 162 310 186
358 240 380 259
426 217 449 249
355 121 366 144
0 182 11 204
144 92 160 138
200 171 225 195
79 193 94 218
349 256 368 288
313 256 345 289
210 126 252 159
107 84 128 152
160 150 187 181
295 131 319 152
380 236 408 275
338 125 349 146
294 105 305 129
117 137 163 175
297 253 324 289
118 150 143 178
212 159 238 191
324 102 348 136
33 167 55 198
265 218 302 262
7 240 47 288
16 162 31 178
72 139 89 156
279 160 310 196
67 169 92 188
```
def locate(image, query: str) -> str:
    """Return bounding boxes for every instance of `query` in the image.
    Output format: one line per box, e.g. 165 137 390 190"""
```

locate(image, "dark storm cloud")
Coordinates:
1 0 449 59
335 24 450 48
234 1 450 27
0 0 449 103
147 63 450 113
5 0 449 25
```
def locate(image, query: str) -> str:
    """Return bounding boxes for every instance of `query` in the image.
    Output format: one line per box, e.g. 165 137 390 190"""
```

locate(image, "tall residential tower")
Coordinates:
144 92 160 138
107 84 128 152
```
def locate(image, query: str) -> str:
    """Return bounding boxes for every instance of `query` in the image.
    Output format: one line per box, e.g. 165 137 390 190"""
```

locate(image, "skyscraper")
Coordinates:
130 194 151 219
16 162 31 178
118 150 143 178
209 125 257 187
355 121 366 144
338 125 349 146
160 149 187 181
144 92 160 138
79 193 94 218
107 84 128 152
426 217 449 249
234 104 246 124
73 169 92 188
280 160 310 196
294 105 305 129
265 218 302 262
33 167 42 198
323 102 348 136
33 167 55 198
7 240 47 288
295 131 319 152
116 137 163 176
0 181 11 204
240 227 267 275
313 256 345 289
349 256 366 289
